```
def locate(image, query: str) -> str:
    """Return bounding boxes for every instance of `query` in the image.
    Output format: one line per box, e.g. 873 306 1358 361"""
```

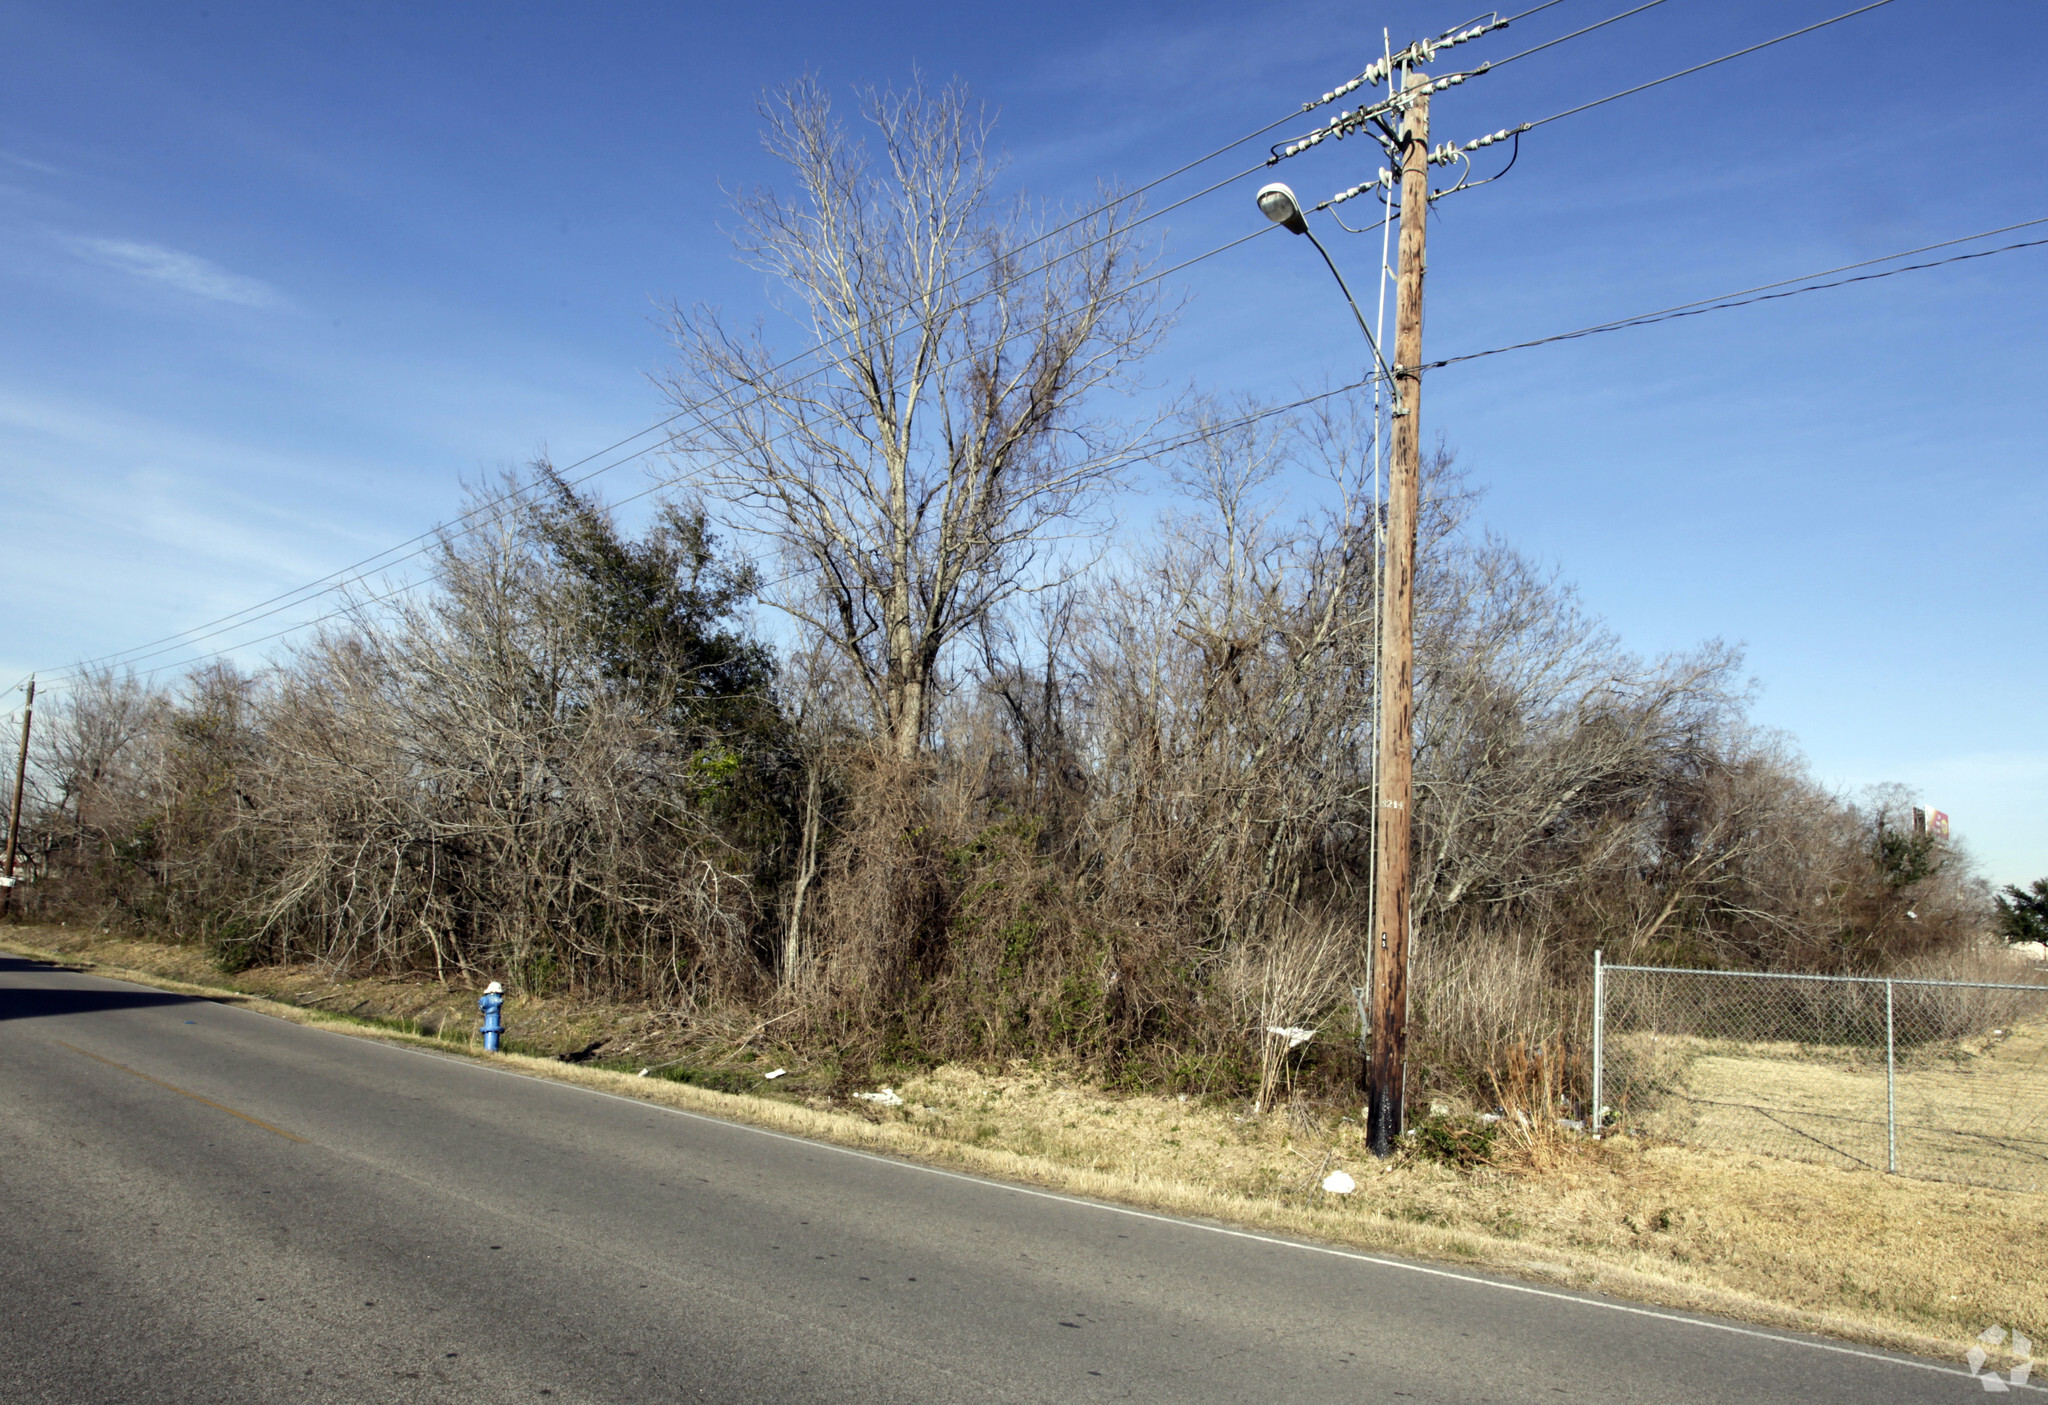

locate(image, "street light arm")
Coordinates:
1300 222 1397 388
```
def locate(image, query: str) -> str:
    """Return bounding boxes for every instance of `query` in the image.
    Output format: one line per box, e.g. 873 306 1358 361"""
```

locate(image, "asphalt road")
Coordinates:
0 950 1997 1404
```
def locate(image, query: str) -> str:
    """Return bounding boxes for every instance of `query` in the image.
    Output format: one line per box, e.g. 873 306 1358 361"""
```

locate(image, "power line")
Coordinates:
26 2 1965 687
106 369 1385 687
1489 0 1676 70
1501 0 1575 23
1427 219 2048 370
61 154 1272 677
72 224 1280 680
1526 0 1902 130
62 97 1332 681
65 164 1257 674
53 222 1289 685
51 218 2048 762
61 177 2028 688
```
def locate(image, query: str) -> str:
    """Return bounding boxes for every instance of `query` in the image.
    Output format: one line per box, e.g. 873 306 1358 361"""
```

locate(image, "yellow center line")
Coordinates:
53 1039 309 1144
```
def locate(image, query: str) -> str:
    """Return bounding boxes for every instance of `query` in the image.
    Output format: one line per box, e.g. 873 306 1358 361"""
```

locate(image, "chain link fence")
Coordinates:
1592 955 2048 1193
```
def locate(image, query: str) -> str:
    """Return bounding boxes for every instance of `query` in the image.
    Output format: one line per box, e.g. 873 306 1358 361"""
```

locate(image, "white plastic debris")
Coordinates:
638 1068 651 1077
1321 1169 1357 1195
853 1087 905 1106
1478 1112 1503 1123
764 1068 787 1080
1266 1026 1316 1049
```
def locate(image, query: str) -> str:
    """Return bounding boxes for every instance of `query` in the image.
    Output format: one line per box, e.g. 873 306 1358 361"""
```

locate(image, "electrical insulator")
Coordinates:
1300 20 1504 118
1305 61 1384 114
1459 122 1530 151
1329 169 1394 204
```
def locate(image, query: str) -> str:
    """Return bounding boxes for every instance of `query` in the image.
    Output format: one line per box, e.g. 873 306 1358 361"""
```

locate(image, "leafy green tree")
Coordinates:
1995 878 2048 944
524 464 798 858
1872 820 1943 890
526 464 777 732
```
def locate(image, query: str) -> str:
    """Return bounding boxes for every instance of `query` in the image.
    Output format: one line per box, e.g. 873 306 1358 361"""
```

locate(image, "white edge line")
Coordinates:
37 956 2039 1393
315 1012 2023 1389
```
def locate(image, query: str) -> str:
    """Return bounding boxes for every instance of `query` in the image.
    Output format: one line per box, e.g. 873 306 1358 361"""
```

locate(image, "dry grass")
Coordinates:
1611 1022 2048 1192
8 922 2044 1372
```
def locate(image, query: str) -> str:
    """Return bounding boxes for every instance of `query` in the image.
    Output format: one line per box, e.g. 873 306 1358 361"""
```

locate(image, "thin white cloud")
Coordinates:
63 235 291 310
0 149 62 176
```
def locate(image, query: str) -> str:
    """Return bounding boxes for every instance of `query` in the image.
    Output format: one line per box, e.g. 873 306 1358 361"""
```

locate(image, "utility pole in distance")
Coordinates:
1 677 35 920
1365 71 1430 1157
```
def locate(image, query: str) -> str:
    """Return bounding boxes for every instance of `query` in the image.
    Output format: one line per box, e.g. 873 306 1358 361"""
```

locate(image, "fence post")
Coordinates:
1884 978 1898 1175
1591 949 1604 1139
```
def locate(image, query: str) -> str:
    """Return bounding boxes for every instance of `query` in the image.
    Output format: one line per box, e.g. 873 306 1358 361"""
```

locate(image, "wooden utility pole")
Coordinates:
1365 72 1430 1157
1 677 34 920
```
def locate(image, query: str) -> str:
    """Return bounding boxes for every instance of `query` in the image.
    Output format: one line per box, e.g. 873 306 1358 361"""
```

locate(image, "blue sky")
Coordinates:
1 0 2042 886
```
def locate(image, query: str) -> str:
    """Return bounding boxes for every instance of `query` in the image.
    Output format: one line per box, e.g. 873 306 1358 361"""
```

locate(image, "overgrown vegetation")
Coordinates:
9 444 1994 1106
3 76 1997 1109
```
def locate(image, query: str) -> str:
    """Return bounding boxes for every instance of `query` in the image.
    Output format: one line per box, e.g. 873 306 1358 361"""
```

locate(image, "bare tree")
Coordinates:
229 475 777 997
34 666 163 847
662 74 1168 760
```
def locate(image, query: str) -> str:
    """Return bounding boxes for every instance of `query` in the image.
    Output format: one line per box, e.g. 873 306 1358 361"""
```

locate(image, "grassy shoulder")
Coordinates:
6 921 2039 1371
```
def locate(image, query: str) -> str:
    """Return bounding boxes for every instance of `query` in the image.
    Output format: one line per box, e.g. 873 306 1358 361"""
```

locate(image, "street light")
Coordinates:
1254 182 1394 383
1255 180 1310 235
1258 154 1424 1158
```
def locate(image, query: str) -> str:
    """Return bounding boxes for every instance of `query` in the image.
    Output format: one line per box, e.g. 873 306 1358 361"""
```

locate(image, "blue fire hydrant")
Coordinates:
478 981 505 1052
